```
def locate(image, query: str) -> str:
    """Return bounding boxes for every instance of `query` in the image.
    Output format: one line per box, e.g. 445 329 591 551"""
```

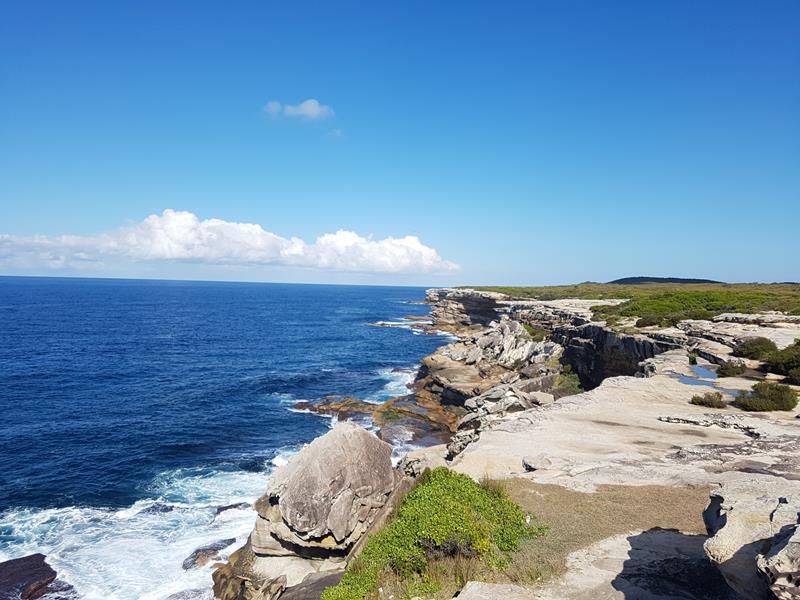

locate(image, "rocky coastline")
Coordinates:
215 287 800 599
5 287 799 600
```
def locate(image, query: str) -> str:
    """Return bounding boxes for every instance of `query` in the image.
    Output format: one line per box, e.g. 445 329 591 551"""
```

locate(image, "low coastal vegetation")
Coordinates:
736 382 798 412
474 283 800 328
321 468 541 600
551 365 583 399
765 339 800 376
716 361 746 377
522 323 549 342
732 337 778 359
690 391 727 408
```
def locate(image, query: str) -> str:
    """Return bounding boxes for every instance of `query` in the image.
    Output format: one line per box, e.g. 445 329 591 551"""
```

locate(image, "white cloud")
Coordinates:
264 100 282 115
0 209 458 275
264 98 334 120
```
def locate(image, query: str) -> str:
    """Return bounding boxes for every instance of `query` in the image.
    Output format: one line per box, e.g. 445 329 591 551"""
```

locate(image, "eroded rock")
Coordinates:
703 477 800 600
213 423 397 600
182 538 236 570
0 553 66 600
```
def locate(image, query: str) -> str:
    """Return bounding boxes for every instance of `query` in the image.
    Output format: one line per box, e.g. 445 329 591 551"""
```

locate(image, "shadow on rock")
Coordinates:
610 528 740 599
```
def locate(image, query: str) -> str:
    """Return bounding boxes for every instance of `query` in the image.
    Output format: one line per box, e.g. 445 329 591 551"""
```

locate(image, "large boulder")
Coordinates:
0 553 67 600
213 423 397 600
703 477 800 600
252 422 396 555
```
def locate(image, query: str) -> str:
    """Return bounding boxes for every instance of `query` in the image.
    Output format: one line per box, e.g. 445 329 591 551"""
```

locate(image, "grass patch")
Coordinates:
716 361 746 377
499 480 710 585
690 391 726 408
321 468 540 600
523 324 549 342
732 337 778 360
736 382 798 412
472 284 800 328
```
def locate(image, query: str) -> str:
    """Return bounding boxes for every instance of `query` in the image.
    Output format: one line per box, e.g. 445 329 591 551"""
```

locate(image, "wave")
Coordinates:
363 367 417 404
0 451 300 600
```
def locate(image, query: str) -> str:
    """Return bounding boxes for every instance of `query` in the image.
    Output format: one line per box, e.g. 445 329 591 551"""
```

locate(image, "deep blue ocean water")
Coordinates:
0 277 447 599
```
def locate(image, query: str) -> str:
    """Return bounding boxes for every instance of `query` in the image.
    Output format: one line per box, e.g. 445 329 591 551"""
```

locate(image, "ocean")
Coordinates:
0 277 448 599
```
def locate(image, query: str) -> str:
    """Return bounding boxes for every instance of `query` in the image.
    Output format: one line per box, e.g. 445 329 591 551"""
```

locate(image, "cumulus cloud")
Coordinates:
0 210 458 274
264 98 334 120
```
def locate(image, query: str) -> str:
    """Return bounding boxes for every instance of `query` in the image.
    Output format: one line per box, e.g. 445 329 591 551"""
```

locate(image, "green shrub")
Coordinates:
787 368 800 385
732 337 778 360
717 361 746 377
688 353 698 365
736 382 798 412
321 468 537 600
635 315 663 328
522 324 548 342
766 340 800 375
690 391 726 408
551 365 583 399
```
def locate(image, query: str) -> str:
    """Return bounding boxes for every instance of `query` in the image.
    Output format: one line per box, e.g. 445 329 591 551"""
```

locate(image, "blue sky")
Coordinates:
1 1 798 285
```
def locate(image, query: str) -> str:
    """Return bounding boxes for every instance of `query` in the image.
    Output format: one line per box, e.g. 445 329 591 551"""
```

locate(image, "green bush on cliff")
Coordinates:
787 368 800 385
551 365 583 399
732 337 778 360
765 340 800 375
736 382 798 412
321 468 538 600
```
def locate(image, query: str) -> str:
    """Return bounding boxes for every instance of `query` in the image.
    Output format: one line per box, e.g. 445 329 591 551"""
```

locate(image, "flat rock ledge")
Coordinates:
212 423 403 600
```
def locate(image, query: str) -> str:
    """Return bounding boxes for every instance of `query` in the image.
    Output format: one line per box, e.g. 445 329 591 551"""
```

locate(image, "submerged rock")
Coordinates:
182 538 236 570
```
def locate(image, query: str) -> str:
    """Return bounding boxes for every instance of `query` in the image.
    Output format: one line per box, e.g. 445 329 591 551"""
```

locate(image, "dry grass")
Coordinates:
496 479 711 586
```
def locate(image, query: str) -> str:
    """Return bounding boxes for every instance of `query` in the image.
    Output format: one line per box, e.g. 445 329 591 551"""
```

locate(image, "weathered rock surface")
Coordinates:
533 529 739 600
253 422 396 555
182 539 236 570
417 288 800 600
213 423 397 600
679 318 800 351
758 526 800 600
0 553 72 600
280 571 344 600
703 477 800 600
455 581 536 599
425 288 506 329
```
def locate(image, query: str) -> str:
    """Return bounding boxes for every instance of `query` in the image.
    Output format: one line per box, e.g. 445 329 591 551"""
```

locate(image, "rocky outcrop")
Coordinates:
758 526 800 599
553 323 681 388
416 316 562 407
213 423 399 600
0 553 74 600
703 477 800 600
182 539 236 570
680 317 800 351
425 288 505 329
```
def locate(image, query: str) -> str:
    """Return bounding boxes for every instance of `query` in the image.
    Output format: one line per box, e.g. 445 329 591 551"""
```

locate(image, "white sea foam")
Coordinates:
0 453 301 600
364 367 416 404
